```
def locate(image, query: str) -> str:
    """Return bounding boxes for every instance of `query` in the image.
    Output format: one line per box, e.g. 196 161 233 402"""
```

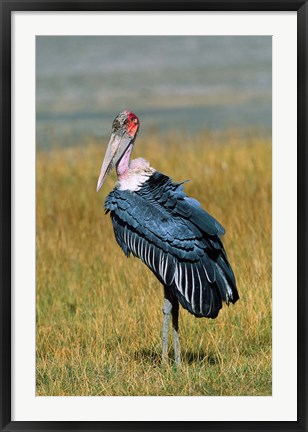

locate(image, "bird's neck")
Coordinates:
116 157 156 192
116 143 133 180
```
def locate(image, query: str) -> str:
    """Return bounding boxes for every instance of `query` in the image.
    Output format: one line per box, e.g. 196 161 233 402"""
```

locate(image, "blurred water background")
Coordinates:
36 36 271 150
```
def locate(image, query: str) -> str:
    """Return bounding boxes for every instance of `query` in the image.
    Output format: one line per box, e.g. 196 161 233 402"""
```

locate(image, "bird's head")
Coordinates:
96 110 140 192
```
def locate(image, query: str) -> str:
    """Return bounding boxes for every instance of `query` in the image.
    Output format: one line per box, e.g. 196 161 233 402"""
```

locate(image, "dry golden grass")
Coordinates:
36 129 272 396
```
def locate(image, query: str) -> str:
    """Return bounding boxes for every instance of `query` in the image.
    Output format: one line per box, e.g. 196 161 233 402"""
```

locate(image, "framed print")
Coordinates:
1 1 307 431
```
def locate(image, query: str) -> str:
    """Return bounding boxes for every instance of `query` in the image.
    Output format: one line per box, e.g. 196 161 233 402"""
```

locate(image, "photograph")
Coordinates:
35 35 272 396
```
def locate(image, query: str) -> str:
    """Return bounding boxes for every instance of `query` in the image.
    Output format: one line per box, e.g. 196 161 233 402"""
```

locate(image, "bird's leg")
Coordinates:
171 297 181 365
162 288 181 365
162 289 172 363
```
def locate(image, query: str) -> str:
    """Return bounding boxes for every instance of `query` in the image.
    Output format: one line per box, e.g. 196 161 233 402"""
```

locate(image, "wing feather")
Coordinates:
104 171 239 318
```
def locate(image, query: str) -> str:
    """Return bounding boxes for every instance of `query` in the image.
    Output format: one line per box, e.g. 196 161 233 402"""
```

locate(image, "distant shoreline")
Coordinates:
36 126 272 154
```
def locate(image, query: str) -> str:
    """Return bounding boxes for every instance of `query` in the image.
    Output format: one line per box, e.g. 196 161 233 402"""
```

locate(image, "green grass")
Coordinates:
36 129 272 396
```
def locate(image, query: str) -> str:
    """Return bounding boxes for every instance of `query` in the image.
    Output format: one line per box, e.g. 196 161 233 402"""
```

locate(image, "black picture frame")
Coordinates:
1 1 307 431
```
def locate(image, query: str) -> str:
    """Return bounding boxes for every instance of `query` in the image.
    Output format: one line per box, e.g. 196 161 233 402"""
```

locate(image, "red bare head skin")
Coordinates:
123 110 140 137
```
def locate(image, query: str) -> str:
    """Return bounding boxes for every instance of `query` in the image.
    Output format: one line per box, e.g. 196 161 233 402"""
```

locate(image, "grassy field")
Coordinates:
36 129 272 396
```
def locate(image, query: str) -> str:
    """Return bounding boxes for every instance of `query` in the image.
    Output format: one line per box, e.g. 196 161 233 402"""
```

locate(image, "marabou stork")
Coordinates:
97 110 239 364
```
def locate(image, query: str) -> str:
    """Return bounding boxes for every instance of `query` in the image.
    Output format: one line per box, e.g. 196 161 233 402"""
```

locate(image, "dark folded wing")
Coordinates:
105 172 238 318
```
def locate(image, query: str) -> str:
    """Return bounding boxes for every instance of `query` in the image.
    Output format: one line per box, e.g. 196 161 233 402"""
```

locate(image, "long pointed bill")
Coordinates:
96 132 133 192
